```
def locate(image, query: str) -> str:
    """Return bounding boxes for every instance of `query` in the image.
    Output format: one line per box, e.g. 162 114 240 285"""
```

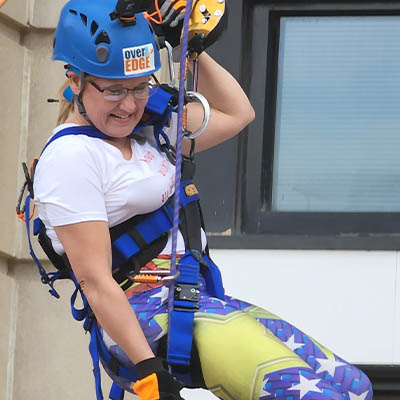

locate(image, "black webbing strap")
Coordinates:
36 220 71 279
179 157 203 253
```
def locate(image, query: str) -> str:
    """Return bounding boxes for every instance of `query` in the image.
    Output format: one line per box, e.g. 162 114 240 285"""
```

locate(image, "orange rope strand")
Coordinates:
183 108 188 131
145 0 163 24
183 60 190 130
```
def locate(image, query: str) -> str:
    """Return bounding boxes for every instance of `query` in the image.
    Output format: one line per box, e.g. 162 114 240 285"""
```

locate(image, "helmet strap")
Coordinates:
65 67 93 126
75 72 94 126
73 74 116 140
74 94 93 126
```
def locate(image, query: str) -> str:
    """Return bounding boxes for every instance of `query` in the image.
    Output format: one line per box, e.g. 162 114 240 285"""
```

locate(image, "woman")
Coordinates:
33 0 373 399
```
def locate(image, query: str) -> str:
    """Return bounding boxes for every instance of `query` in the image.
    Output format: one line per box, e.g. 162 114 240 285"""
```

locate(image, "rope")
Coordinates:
168 0 193 349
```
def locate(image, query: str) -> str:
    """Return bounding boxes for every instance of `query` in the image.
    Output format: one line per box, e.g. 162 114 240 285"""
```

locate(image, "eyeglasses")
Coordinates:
85 76 159 101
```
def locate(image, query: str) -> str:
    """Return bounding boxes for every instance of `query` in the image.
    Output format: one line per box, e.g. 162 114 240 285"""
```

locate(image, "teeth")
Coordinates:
112 114 130 119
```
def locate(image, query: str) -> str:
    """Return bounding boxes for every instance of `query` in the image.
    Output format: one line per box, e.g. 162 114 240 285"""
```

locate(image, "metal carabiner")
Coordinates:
184 90 210 139
163 40 176 87
162 41 211 140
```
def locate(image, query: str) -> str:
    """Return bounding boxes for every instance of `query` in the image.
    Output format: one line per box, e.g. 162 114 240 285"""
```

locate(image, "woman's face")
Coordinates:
71 74 150 138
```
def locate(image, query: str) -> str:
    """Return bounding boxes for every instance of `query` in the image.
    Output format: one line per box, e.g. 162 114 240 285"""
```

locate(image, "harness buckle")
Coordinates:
174 283 200 303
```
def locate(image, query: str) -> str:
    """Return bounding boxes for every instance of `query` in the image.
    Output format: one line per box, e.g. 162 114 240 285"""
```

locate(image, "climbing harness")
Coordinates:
17 0 226 398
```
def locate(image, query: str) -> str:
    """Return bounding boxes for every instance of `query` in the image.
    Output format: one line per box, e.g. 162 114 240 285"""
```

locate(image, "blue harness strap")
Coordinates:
202 254 225 300
145 85 174 116
41 126 113 153
24 195 62 298
109 383 125 400
167 251 200 368
112 204 174 269
69 269 138 400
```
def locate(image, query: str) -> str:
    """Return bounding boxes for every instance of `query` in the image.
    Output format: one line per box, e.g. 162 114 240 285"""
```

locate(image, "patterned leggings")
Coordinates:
101 279 373 400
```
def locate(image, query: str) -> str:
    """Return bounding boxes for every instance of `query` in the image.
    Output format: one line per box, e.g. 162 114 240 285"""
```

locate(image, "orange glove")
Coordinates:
133 357 185 400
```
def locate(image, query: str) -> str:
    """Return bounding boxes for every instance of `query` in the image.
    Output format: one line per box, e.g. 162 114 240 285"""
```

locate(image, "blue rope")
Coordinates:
168 0 194 350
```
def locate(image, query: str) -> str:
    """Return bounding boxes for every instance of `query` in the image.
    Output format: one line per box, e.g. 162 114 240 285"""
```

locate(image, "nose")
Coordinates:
119 90 137 112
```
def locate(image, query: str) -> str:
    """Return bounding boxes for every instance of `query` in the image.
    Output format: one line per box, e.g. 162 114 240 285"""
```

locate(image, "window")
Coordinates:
196 1 400 249
273 16 400 213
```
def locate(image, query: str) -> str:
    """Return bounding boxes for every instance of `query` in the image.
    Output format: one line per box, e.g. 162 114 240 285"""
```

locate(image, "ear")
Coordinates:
67 72 82 95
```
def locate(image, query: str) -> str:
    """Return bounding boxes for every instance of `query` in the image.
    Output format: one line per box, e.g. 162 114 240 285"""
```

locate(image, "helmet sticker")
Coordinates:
123 43 155 76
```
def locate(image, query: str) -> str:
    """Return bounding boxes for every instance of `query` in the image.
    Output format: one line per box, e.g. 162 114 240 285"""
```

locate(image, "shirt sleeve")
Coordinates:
33 136 108 226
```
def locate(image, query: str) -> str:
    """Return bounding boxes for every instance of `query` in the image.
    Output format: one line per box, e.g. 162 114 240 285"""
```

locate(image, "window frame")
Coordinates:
207 0 400 250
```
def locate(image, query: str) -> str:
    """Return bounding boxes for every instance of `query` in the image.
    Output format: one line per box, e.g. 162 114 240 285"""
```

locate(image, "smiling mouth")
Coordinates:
111 113 132 120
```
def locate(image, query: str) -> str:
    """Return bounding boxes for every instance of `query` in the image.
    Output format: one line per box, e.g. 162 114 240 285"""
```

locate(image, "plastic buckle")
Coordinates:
174 283 200 303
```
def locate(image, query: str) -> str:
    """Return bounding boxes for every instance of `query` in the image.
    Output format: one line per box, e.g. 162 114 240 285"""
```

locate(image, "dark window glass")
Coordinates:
273 16 400 212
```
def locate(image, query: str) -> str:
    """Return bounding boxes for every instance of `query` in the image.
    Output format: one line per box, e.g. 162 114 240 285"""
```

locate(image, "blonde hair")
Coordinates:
56 80 74 125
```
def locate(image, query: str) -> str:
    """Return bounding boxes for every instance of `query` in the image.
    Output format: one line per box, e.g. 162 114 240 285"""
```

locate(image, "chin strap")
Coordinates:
75 71 97 127
62 66 97 128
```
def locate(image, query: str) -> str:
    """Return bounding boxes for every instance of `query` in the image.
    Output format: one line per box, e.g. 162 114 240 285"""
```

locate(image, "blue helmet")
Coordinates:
53 0 161 79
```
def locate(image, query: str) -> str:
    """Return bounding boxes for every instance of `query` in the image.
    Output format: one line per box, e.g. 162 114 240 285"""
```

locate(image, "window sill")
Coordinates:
207 233 400 250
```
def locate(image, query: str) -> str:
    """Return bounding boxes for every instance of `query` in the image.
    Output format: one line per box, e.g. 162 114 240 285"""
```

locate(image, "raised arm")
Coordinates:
184 52 255 153
54 221 154 364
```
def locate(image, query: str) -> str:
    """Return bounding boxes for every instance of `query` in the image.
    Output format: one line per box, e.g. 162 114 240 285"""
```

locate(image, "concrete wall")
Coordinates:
0 1 118 399
0 12 26 258
0 259 15 400
1 0 399 400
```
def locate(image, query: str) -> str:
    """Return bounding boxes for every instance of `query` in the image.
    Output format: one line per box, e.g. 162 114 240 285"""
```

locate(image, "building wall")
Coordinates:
215 250 400 365
0 1 107 399
1 1 399 400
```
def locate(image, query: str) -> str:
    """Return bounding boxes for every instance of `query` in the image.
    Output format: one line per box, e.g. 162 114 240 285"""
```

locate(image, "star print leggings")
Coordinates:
101 276 373 400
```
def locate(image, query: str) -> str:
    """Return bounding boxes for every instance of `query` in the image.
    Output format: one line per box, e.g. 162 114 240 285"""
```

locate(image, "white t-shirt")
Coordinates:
34 122 205 255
